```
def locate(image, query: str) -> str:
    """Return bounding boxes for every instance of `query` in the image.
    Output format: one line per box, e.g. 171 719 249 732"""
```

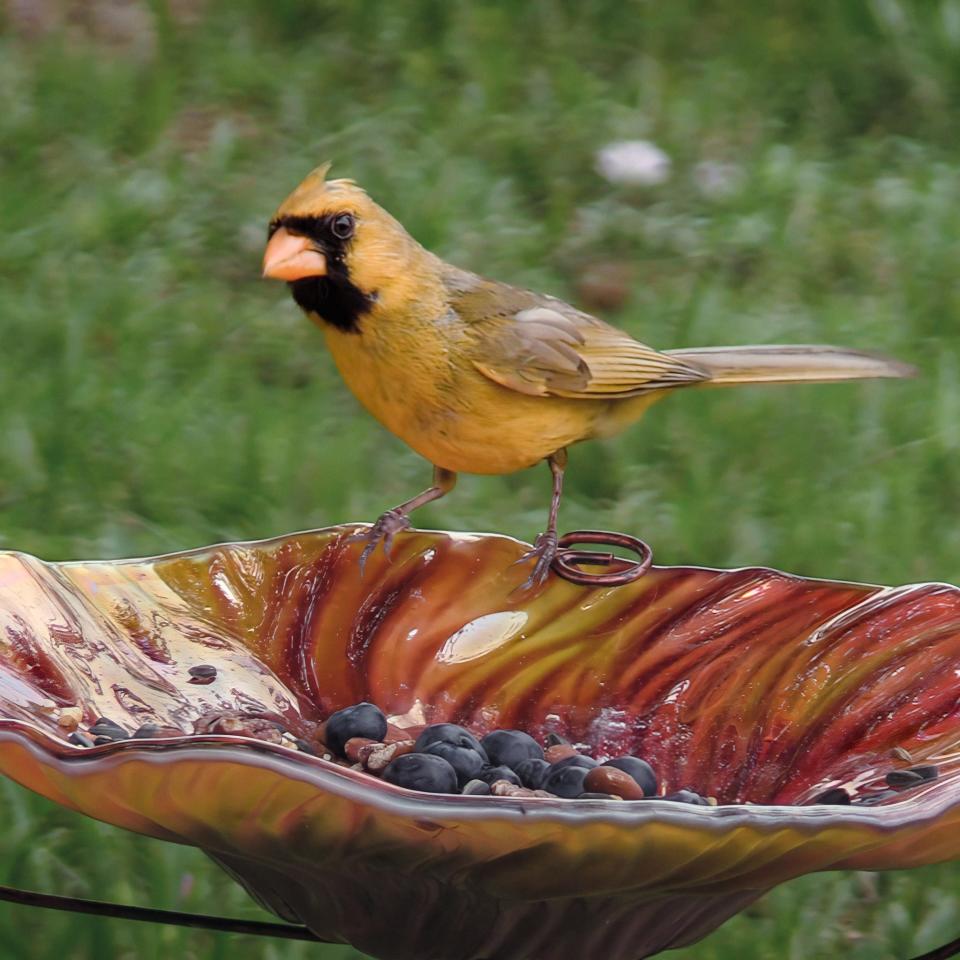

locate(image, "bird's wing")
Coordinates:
455 281 708 398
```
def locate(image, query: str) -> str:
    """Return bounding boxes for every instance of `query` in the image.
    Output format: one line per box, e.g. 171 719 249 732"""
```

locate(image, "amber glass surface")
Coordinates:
0 527 958 959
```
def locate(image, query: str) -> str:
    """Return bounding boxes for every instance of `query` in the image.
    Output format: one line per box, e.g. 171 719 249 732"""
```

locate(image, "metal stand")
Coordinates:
0 883 328 942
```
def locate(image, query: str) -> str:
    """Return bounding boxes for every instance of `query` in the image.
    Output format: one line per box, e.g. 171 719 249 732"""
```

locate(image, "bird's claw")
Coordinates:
515 530 559 591
348 510 412 575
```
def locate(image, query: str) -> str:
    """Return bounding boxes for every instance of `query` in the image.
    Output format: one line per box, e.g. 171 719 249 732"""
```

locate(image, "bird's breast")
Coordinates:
322 321 610 474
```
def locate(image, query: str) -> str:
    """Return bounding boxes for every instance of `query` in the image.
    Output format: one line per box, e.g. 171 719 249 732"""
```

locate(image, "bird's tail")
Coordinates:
665 345 915 385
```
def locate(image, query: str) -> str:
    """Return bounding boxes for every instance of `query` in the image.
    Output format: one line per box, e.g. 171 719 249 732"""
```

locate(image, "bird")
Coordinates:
261 165 914 588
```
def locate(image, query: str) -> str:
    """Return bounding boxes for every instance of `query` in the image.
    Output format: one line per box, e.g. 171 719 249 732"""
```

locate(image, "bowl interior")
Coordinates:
2 526 960 806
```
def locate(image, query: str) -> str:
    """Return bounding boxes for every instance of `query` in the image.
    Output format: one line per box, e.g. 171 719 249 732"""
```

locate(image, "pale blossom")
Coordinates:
595 139 671 186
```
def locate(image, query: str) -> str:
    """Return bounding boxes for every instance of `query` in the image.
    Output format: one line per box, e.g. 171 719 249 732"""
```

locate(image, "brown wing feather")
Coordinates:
454 277 708 398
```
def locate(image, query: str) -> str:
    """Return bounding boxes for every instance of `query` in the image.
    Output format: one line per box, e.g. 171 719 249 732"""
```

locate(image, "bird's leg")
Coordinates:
349 466 457 574
518 449 567 590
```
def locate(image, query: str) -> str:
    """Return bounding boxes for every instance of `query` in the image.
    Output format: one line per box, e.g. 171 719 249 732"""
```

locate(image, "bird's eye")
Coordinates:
331 213 355 240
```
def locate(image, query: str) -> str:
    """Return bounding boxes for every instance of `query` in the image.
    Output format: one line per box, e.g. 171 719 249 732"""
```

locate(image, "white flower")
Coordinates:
595 140 671 187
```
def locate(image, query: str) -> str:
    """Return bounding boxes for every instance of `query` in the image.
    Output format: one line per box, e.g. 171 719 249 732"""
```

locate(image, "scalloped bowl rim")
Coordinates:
17 522 894 591
0 719 949 831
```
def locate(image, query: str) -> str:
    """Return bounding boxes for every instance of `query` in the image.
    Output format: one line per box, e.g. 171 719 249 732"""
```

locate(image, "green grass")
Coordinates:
2 1 960 956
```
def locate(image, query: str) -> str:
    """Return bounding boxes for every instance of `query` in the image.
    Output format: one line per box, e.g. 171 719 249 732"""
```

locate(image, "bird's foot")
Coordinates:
347 510 411 575
515 530 559 591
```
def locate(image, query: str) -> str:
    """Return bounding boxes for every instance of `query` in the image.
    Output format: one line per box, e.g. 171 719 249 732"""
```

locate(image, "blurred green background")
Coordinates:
2 0 960 957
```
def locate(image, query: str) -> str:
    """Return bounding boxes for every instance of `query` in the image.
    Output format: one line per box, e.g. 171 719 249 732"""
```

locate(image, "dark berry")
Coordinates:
477 765 521 786
662 790 711 806
541 764 590 798
132 724 161 739
549 754 598 771
88 720 129 741
578 792 616 800
602 757 657 796
461 779 491 796
68 732 94 747
515 757 550 789
414 723 488 761
481 730 544 769
325 702 387 756
422 741 485 786
814 788 851 805
909 765 939 781
545 732 570 747
382 753 458 794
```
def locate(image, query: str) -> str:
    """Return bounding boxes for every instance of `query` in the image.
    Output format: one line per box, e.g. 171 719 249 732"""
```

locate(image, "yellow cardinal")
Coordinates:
262 165 913 586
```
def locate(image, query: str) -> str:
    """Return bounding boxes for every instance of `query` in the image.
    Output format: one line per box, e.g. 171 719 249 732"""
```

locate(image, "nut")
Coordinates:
584 766 646 800
384 723 415 743
56 706 83 730
345 737 379 762
490 780 539 798
544 744 579 764
362 739 415 773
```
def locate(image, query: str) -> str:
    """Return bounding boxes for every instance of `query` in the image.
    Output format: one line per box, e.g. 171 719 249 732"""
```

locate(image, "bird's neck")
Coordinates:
291 273 373 334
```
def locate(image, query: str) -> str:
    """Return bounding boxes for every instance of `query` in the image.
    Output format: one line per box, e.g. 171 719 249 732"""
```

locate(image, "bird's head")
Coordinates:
262 165 431 333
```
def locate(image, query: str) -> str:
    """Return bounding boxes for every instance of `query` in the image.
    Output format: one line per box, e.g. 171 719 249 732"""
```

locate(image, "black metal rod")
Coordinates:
0 883 327 942
909 936 960 960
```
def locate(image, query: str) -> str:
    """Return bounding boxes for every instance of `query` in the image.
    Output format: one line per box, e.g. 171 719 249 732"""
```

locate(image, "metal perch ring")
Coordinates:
551 530 653 586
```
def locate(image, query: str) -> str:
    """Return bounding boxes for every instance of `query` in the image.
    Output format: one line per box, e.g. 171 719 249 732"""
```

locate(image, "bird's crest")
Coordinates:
275 162 369 219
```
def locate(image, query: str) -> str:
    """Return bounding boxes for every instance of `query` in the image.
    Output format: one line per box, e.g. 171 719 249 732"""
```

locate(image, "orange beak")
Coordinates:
262 226 328 281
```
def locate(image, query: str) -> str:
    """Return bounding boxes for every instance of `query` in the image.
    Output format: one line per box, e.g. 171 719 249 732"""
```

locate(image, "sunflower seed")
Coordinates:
886 769 925 788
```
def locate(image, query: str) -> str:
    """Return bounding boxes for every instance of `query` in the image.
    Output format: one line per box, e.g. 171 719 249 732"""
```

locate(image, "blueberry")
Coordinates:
414 723 488 761
382 753 458 794
662 790 711 806
481 730 544 769
477 764 522 786
549 754 598 771
602 757 657 796
461 779 491 796
422 741 485 786
814 787 851 805
93 715 122 728
68 731 94 747
545 732 570 747
88 720 129 741
515 757 550 789
324 702 387 756
541 764 590 798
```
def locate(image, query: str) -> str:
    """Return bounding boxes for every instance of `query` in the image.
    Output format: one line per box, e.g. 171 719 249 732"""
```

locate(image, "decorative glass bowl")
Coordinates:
0 526 958 960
